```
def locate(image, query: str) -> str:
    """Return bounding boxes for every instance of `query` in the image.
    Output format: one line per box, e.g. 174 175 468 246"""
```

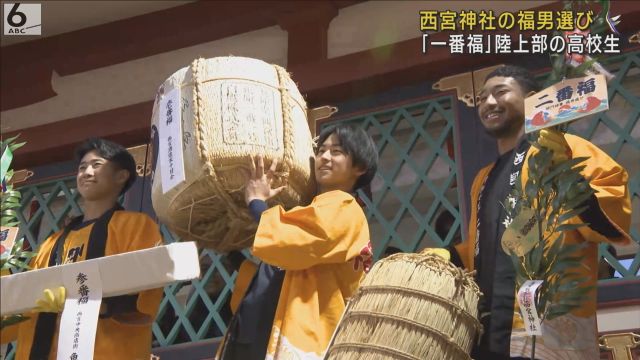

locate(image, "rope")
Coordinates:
328 342 423 360
355 285 482 331
339 311 472 360
187 57 244 239
171 76 307 115
274 64 296 180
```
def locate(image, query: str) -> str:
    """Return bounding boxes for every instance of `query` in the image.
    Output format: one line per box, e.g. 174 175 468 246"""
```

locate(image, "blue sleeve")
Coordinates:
248 199 268 222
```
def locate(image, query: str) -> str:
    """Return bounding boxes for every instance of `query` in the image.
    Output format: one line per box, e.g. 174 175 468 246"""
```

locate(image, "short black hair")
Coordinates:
75 138 137 194
316 124 378 191
484 65 542 94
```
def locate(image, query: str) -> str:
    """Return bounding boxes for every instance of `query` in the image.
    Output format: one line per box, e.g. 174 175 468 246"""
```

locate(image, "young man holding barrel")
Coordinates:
218 124 378 360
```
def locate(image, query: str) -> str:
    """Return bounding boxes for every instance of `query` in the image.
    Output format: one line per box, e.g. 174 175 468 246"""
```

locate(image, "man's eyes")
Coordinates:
78 162 103 170
316 148 344 155
477 90 507 104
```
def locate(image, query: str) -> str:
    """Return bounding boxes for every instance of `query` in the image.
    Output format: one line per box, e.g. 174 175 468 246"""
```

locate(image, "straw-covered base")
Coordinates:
326 252 482 360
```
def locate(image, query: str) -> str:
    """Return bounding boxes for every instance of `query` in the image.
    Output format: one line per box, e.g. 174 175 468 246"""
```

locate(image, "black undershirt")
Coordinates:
475 149 517 357
221 200 285 360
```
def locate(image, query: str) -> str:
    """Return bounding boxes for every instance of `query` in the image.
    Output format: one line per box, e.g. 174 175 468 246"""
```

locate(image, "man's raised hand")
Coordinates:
244 155 286 205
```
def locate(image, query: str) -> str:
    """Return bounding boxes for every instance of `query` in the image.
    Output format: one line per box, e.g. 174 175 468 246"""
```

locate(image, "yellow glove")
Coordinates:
35 287 66 313
421 248 451 261
538 128 571 164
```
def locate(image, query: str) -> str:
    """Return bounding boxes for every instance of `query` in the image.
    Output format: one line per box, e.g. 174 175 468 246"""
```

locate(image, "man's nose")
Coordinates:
320 149 332 161
478 95 497 117
485 93 497 106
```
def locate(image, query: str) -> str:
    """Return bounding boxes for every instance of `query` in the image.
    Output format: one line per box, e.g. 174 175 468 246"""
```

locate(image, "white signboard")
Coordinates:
57 261 103 360
158 87 185 193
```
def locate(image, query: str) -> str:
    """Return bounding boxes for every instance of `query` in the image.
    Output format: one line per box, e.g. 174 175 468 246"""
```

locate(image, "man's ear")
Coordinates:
354 166 366 177
116 169 130 187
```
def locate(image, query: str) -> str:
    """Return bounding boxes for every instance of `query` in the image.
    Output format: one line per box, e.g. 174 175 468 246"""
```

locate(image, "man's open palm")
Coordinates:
244 155 286 205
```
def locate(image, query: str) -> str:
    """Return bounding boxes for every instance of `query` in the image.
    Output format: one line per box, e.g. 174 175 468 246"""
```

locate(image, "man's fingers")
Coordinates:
267 158 278 182
36 288 63 312
56 287 66 310
273 186 287 196
256 154 265 177
540 129 566 145
44 289 55 304
269 157 278 174
35 299 47 310
249 155 256 178
539 130 570 162
539 136 564 153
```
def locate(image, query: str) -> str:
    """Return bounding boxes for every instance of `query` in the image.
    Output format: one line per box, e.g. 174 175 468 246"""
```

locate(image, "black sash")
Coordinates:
472 138 531 355
29 205 125 359
474 138 531 261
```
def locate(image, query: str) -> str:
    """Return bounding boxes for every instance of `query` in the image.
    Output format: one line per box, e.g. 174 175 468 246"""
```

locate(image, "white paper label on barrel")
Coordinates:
57 261 103 360
220 82 280 150
159 87 185 193
517 280 543 336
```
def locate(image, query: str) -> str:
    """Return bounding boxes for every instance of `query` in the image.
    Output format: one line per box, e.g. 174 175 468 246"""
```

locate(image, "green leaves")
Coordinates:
555 222 587 233
1 134 24 150
1 237 36 271
8 141 26 154
545 0 612 88
569 58 599 78
546 283 595 320
541 157 587 185
546 53 569 88
0 136 36 330
504 135 597 326
1 171 22 228
530 241 545 275
0 134 35 272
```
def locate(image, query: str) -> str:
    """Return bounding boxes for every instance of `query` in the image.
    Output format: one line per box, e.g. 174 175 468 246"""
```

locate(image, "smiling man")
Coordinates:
1 138 164 360
450 65 631 359
217 124 378 360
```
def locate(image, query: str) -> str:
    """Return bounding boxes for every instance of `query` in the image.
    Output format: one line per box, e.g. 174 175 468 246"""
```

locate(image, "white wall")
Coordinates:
1 26 287 132
598 305 640 332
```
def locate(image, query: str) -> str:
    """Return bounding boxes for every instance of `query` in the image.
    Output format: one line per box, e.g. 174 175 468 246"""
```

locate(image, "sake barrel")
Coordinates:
325 252 482 360
150 56 315 252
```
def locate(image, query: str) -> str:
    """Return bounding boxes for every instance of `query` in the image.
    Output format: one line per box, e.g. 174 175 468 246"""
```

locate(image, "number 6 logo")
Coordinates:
7 3 27 27
3 3 41 35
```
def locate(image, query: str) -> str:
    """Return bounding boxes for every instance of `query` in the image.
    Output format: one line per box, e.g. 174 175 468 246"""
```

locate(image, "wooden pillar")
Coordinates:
277 2 338 67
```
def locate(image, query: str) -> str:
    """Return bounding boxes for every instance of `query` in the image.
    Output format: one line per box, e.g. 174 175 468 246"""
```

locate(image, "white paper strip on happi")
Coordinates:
0 242 200 316
150 56 315 252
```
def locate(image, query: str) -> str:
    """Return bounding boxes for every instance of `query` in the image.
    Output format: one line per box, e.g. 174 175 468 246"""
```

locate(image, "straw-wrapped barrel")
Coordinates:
325 252 482 360
150 56 315 252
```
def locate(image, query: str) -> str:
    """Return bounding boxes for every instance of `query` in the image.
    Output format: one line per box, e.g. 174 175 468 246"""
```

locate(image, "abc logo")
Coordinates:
3 3 41 36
